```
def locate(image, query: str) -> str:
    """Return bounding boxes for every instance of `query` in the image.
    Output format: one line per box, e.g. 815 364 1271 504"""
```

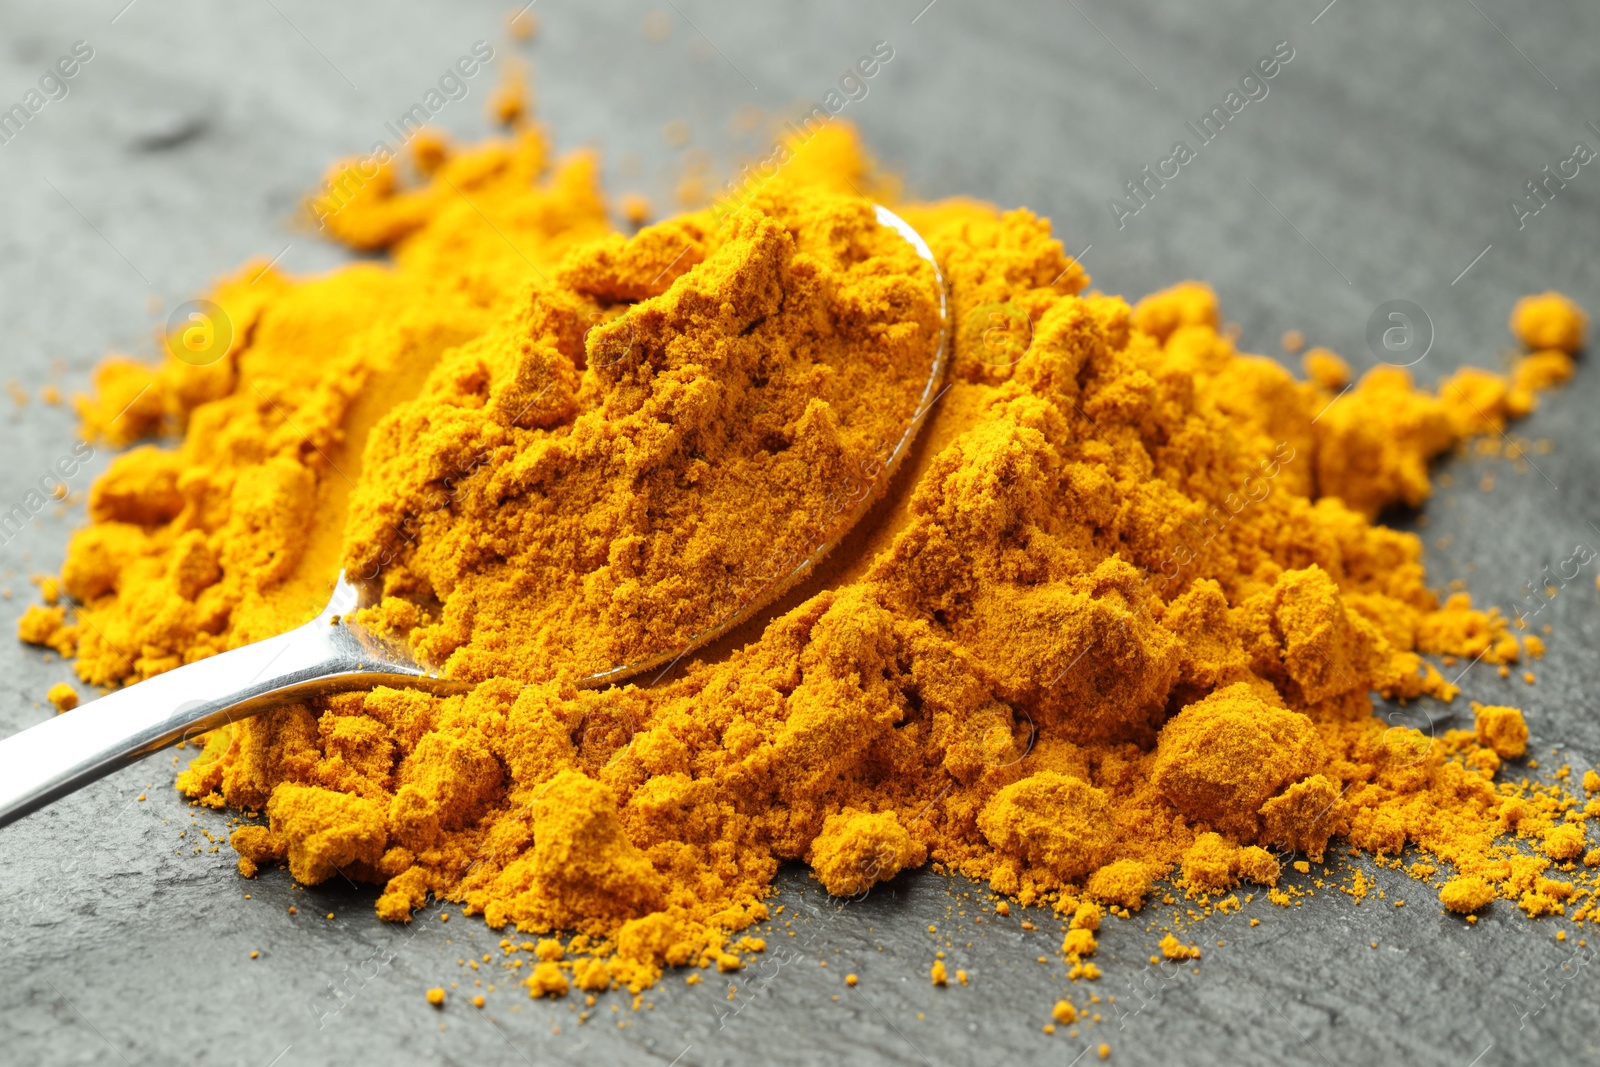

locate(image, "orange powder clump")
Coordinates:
1542 823 1586 862
808 809 927 896
265 783 389 885
1062 927 1097 958
1439 875 1495 914
1300 347 1349 390
978 774 1115 883
488 62 531 127
409 129 451 176
1310 366 1456 518
1180 832 1279 894
17 604 74 659
1152 683 1324 841
1510 291 1587 354
1514 350 1575 395
28 108 1600 997
1474 704 1528 759
75 359 165 447
1158 933 1201 961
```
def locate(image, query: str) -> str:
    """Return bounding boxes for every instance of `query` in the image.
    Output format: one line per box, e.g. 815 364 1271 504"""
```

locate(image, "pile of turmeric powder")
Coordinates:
343 192 942 682
25 90 1600 1004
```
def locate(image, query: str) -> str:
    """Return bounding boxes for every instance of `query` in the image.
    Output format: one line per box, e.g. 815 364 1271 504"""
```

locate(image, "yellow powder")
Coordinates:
1158 934 1201 961
409 129 451 177
489 62 530 127
1153 683 1323 841
1474 704 1528 759
45 681 79 712
1180 832 1279 893
620 194 652 227
978 774 1115 883
342 190 939 682
808 809 926 897
27 94 1600 1003
1439 875 1494 914
527 960 569 997
1510 291 1587 353
1543 823 1586 862
1514 349 1575 395
1062 928 1096 959
1300 347 1349 390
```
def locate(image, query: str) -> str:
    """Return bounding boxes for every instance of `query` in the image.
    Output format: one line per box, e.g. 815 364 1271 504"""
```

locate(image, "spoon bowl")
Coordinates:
583 204 949 688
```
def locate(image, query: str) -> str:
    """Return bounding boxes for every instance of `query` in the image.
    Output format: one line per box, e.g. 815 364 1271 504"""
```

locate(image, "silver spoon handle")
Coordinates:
0 612 451 828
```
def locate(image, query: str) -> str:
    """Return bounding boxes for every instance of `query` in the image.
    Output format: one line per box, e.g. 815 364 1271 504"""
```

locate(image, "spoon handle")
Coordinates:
0 607 450 828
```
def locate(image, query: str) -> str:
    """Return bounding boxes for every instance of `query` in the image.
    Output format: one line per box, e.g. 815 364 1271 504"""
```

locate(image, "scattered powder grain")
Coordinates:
620 193 652 227
45 681 79 712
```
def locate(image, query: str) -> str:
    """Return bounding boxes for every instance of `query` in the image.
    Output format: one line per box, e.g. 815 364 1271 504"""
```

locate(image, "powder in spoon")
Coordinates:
29 97 1598 1008
343 191 941 682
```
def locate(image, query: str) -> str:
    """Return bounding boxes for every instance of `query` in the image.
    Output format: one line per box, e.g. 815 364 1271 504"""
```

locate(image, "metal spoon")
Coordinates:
0 205 948 828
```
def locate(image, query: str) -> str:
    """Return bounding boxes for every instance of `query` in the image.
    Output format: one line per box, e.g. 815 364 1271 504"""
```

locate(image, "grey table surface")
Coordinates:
2 1 1598 1064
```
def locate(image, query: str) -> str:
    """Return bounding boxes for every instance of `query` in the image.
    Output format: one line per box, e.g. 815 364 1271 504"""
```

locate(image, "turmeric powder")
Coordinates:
343 191 942 682
45 681 79 712
27 89 1600 1004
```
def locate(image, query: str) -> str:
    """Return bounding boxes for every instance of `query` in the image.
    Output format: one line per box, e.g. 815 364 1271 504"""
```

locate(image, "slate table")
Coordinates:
1 2 1597 1064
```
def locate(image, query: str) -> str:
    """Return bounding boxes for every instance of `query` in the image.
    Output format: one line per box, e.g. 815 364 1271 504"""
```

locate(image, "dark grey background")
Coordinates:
2 1 1598 1064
